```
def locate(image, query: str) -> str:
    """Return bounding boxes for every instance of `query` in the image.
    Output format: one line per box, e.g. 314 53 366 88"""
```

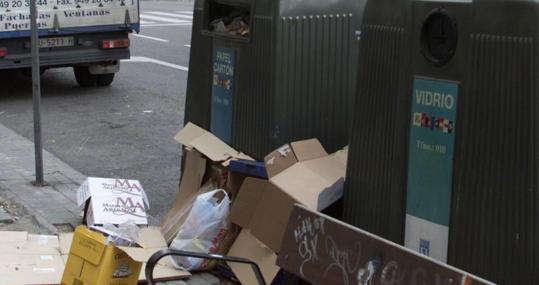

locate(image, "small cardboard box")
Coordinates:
77 177 149 226
61 225 142 285
59 228 190 283
230 139 348 252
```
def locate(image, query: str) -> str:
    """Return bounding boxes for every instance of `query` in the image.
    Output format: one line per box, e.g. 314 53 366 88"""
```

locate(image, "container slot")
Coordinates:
207 0 251 39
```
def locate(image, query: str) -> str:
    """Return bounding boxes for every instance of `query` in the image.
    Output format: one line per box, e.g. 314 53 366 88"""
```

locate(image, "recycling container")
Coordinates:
184 0 365 160
343 0 539 284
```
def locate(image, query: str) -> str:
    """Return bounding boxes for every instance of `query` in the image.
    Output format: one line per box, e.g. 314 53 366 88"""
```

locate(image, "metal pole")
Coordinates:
30 0 44 186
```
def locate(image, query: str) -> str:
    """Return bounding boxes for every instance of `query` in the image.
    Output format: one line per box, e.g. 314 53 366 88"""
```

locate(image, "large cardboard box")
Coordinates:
230 139 348 252
77 177 149 226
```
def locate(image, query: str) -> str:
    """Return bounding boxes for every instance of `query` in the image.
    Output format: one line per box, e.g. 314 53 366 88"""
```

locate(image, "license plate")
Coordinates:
38 37 75 48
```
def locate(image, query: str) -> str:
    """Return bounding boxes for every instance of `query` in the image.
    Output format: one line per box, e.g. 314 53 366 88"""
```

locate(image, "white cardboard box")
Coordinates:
77 177 149 225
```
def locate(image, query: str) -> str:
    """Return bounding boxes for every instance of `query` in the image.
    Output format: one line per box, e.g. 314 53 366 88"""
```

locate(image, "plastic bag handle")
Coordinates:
146 249 266 285
199 189 230 207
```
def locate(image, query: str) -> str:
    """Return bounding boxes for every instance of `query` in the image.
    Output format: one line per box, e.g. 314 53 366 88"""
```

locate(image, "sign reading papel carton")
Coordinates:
77 178 150 226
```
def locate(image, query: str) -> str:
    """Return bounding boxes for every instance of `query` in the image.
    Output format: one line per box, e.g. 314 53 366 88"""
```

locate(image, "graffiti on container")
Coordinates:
279 205 493 285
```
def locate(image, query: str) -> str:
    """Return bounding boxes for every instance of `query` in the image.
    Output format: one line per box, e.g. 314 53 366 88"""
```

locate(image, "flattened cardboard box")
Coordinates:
231 139 348 252
0 231 64 285
77 177 149 226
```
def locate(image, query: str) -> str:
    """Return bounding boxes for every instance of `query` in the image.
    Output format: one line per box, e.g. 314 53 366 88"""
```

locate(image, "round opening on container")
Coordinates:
420 9 458 66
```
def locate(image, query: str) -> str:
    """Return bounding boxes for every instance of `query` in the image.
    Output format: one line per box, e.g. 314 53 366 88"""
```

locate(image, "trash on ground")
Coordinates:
77 177 150 226
61 225 190 284
159 122 348 284
169 189 230 271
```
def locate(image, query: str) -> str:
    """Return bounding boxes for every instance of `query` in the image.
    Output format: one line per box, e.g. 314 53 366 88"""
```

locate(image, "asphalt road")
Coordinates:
0 0 195 223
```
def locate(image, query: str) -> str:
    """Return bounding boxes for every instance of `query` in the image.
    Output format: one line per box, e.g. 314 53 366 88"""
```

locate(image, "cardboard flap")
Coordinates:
332 146 349 166
76 179 90 207
137 227 167 248
174 123 253 163
290 139 328 161
70 226 106 266
160 149 207 243
59 233 74 255
118 247 156 263
301 155 347 183
138 263 190 282
230 178 268 228
264 144 298 178
227 230 279 285
120 228 169 263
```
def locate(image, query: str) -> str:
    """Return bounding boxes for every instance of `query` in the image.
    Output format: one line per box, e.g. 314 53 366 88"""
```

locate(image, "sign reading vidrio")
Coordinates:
405 77 459 262
77 177 149 226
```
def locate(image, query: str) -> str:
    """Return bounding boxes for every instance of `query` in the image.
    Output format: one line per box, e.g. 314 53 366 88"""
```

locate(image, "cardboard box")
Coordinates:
161 123 253 243
59 227 190 283
0 231 64 285
61 225 143 285
77 177 149 226
231 139 348 252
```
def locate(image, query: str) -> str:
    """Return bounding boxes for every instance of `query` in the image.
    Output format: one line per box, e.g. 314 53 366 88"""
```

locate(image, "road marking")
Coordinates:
140 23 192 27
140 14 190 24
176 11 193 15
147 11 193 20
131 34 169 42
184 44 191 48
124 56 189 72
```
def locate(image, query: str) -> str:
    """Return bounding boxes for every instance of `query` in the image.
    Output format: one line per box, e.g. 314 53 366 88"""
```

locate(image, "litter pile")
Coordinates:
0 122 348 285
160 122 348 284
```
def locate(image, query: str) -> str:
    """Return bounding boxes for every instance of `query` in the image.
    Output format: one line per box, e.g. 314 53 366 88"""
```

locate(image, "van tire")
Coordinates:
74 66 97 87
97 73 115 86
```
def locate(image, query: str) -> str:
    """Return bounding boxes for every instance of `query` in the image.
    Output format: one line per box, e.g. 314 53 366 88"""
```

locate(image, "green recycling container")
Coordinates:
184 0 365 160
343 0 539 284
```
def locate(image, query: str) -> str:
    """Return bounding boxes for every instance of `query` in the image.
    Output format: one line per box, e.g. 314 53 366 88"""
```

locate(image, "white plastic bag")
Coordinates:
170 189 230 271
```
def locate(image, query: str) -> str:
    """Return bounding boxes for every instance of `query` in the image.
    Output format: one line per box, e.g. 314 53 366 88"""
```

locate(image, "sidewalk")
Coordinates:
0 122 84 233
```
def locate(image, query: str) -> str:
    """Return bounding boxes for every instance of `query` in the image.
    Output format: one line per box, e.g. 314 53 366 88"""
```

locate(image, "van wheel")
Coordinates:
97 73 115 86
74 66 97 87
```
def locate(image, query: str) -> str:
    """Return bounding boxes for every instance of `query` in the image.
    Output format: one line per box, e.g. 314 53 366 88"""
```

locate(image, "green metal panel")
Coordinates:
344 0 539 283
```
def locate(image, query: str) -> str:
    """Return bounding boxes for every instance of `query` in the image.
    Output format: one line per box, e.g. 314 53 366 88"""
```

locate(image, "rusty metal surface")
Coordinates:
277 205 495 285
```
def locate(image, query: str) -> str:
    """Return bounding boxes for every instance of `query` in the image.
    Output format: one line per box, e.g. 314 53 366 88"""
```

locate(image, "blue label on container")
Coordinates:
211 47 235 143
405 77 459 262
407 77 458 226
